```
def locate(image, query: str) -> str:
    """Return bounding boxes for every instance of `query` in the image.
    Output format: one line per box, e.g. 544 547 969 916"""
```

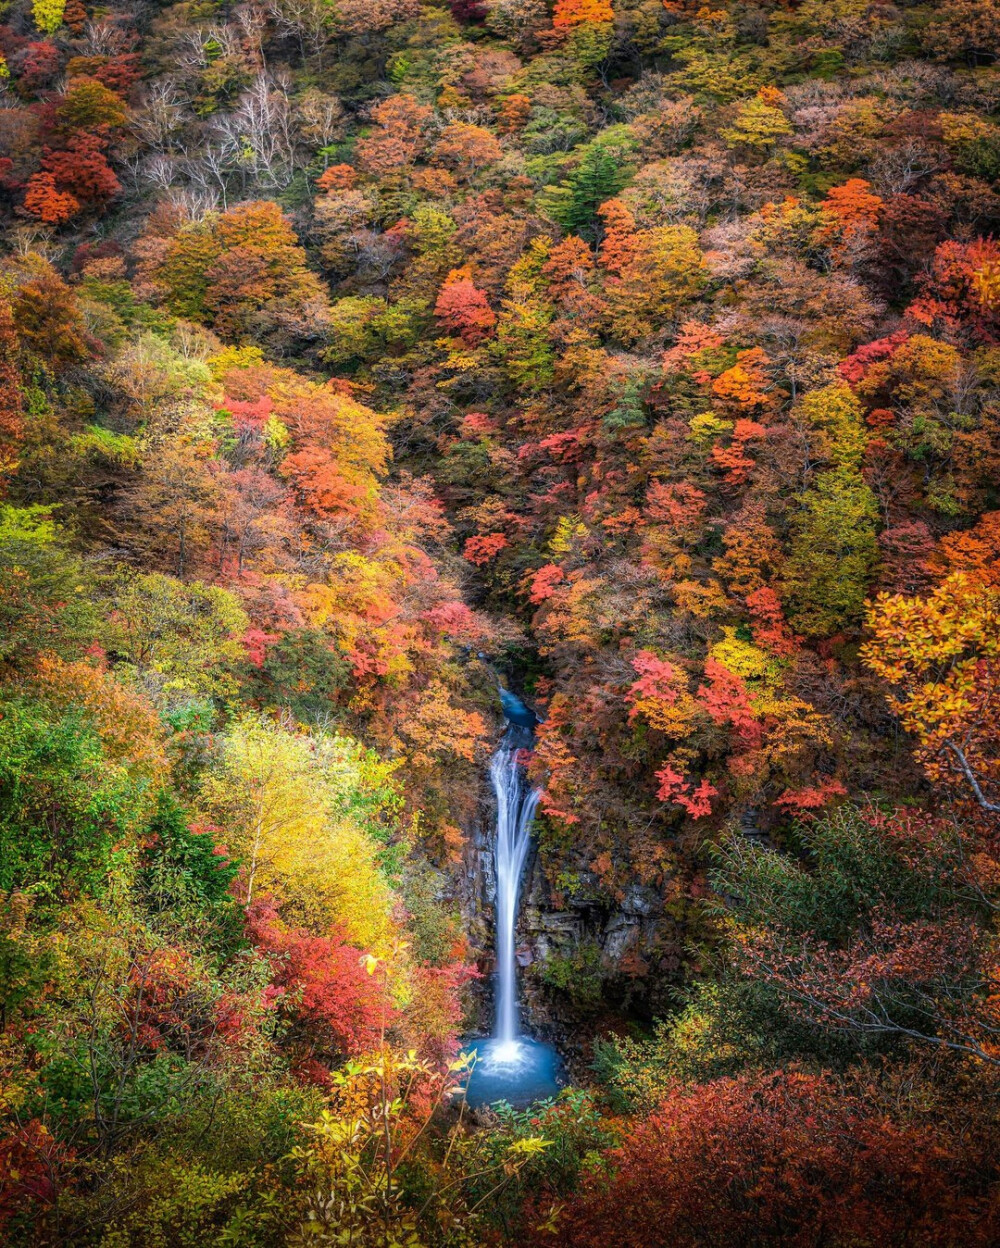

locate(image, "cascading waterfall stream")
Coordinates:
462 689 563 1108
490 738 540 1047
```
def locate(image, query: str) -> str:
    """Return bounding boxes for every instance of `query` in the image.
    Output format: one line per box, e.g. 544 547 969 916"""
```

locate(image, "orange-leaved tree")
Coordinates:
0 302 23 488
552 0 614 27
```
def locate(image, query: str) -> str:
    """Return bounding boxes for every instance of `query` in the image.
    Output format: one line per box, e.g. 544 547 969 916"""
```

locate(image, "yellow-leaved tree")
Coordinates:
202 716 396 952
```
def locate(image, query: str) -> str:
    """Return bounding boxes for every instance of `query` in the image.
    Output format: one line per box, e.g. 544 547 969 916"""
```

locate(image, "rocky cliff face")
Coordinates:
459 784 675 1044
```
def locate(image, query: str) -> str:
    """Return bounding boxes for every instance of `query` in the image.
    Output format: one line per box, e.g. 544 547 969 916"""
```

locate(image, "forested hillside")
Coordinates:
3 0 1000 1242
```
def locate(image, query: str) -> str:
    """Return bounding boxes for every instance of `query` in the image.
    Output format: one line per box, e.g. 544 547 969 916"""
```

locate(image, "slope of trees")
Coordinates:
3 0 1000 1242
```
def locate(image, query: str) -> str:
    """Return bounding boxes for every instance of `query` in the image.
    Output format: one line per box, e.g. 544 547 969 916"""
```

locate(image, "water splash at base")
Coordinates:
461 1036 563 1108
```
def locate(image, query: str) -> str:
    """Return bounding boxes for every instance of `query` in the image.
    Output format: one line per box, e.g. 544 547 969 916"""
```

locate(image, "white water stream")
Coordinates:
460 693 562 1107
490 738 540 1045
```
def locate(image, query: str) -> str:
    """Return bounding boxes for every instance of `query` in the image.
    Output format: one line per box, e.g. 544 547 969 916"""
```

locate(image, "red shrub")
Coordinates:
248 901 385 1058
550 1072 999 1248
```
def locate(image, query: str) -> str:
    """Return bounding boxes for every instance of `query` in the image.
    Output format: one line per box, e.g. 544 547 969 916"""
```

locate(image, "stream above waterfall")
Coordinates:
462 688 564 1109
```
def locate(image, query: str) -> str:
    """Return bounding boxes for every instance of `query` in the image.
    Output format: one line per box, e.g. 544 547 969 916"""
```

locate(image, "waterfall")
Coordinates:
460 689 563 1107
490 732 540 1045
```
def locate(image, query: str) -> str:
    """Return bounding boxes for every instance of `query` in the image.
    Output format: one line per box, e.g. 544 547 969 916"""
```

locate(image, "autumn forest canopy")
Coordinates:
4 0 1000 1242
